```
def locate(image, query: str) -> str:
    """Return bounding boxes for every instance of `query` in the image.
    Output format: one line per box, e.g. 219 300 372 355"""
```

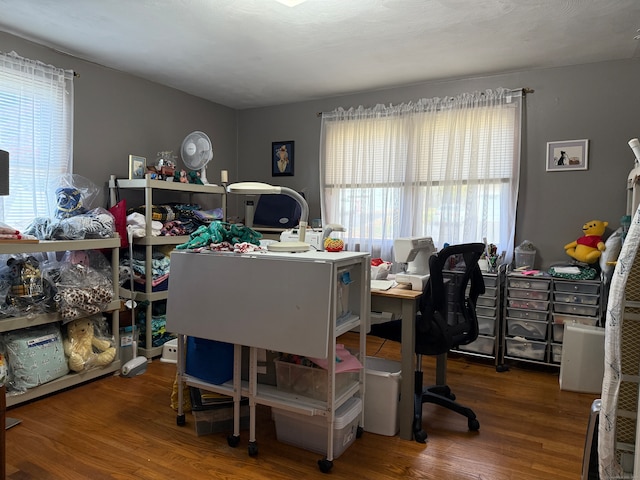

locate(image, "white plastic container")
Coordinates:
160 338 178 364
364 357 401 436
272 396 362 458
560 324 605 393
514 246 536 270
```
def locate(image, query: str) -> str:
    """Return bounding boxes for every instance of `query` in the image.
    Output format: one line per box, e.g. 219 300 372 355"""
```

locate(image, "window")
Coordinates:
320 89 522 261
0 51 74 230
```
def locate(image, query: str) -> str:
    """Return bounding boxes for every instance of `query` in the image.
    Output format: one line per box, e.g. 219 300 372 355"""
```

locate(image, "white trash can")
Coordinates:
364 356 402 436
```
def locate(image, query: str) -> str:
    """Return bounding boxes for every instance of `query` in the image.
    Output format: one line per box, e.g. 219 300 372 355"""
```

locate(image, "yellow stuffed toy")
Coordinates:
63 318 117 372
564 219 608 264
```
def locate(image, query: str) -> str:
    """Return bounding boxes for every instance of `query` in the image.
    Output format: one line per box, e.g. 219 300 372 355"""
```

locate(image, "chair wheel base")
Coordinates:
414 429 428 443
468 418 480 431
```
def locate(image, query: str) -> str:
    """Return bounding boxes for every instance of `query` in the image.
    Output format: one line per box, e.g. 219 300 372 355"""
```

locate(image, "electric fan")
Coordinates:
180 131 213 184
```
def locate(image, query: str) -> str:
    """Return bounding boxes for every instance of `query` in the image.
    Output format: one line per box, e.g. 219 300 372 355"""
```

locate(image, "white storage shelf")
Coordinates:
1 237 122 407
109 175 226 359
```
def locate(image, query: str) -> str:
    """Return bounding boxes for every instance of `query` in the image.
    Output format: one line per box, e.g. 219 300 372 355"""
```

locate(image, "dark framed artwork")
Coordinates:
272 140 294 176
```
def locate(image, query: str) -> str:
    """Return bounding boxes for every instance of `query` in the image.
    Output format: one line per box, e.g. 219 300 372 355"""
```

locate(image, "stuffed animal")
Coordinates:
63 318 116 372
564 219 608 264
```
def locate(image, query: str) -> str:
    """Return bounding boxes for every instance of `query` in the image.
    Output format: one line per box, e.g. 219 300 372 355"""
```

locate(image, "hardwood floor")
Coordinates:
5 332 596 479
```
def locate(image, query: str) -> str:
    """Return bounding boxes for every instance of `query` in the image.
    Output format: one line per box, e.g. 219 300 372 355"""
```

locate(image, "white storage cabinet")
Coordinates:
502 271 603 367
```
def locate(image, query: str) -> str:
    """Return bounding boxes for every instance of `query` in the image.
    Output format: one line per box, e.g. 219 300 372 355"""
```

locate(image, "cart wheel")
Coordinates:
176 414 186 426
496 364 509 373
318 458 333 473
468 418 480 431
356 425 364 439
414 429 428 444
248 441 258 457
227 434 240 448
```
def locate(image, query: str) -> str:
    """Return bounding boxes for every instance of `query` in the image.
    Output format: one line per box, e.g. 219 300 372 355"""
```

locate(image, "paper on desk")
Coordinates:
309 344 363 373
371 279 396 291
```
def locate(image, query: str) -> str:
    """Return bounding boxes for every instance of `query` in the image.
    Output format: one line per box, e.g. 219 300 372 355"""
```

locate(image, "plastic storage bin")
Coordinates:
552 314 598 342
459 335 495 355
505 337 546 361
507 308 547 321
507 318 548 340
272 396 362 458
514 246 536 270
508 277 550 290
477 316 496 335
508 288 549 300
274 358 359 401
553 302 598 317
364 357 401 436
185 337 234 385
190 387 249 436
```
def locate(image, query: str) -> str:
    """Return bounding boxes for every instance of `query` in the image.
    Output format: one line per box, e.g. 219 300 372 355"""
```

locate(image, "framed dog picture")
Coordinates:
546 139 589 172
272 141 294 177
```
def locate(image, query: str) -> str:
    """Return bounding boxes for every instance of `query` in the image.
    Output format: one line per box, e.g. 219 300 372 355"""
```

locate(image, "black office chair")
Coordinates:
369 242 485 443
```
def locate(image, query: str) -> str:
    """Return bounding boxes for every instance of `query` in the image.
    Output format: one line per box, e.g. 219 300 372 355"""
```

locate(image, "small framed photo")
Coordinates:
129 155 146 179
272 140 294 177
546 139 589 172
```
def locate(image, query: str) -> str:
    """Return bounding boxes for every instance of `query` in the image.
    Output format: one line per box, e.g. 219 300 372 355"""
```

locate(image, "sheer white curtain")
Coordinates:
0 50 74 230
320 88 522 262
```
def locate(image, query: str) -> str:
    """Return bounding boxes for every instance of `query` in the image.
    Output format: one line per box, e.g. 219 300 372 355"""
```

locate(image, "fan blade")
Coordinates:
196 137 209 150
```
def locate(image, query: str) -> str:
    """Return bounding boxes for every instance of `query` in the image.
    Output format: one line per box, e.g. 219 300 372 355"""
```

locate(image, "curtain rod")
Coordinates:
316 87 534 117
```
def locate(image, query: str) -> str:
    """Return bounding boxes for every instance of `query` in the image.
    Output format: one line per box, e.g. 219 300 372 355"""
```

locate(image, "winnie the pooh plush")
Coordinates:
63 318 116 372
564 219 608 264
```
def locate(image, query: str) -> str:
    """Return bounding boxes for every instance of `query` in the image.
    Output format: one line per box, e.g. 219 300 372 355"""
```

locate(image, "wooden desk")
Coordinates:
371 286 447 441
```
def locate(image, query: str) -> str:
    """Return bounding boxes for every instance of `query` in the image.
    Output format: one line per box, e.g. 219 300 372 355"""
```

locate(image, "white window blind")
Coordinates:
0 51 74 231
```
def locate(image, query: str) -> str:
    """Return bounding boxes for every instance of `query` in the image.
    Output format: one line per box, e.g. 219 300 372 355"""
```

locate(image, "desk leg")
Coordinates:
399 298 417 441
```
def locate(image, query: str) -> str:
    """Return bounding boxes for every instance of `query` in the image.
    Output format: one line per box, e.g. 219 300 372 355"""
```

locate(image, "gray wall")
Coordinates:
0 31 238 211
237 59 640 268
4 30 638 269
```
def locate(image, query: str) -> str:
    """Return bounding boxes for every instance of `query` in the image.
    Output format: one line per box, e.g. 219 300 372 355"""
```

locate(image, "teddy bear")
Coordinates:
564 219 608 264
63 317 116 372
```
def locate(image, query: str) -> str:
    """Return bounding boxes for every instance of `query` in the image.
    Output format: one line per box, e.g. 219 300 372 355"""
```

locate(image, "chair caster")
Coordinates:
468 418 480 431
496 364 509 372
227 434 240 447
176 414 186 426
248 440 258 457
414 429 428 443
318 458 333 473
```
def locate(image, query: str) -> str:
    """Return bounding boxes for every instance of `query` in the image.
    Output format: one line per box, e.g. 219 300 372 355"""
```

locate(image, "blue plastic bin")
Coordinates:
185 337 234 384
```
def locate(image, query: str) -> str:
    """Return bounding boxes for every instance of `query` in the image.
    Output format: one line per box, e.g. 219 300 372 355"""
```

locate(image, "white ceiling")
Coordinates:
0 0 639 110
